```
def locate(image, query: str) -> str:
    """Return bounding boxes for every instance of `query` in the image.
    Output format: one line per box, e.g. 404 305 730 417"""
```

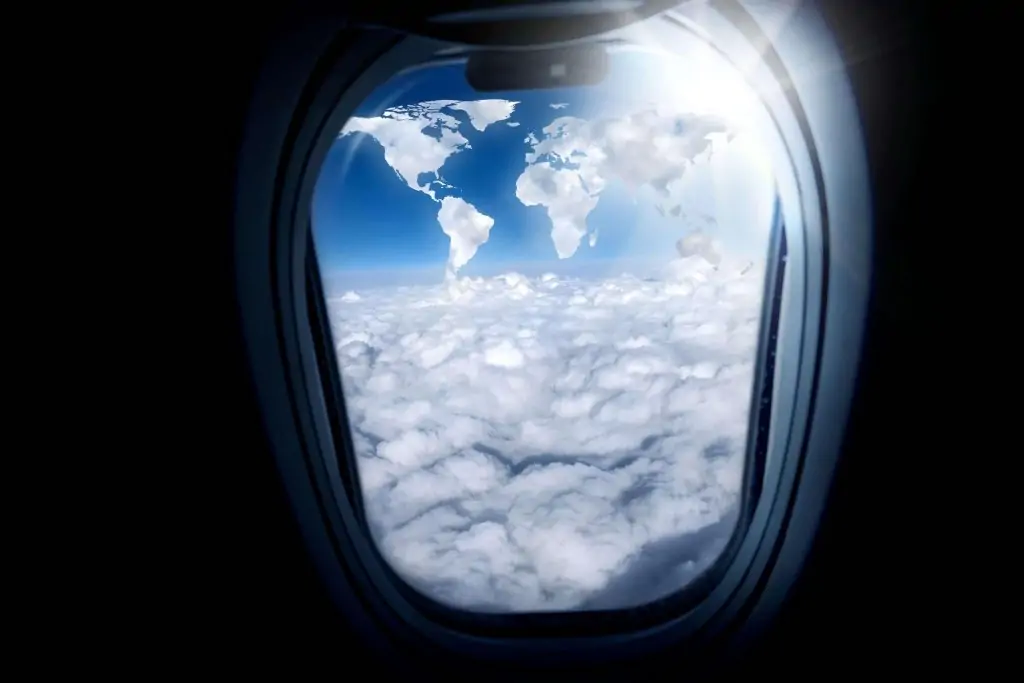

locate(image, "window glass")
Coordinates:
312 41 778 612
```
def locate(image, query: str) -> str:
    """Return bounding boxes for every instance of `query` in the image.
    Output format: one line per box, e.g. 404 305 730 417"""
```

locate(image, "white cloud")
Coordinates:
331 261 765 612
551 103 569 109
507 122 521 128
340 98 518 201
436 196 495 278
450 99 519 131
516 109 735 259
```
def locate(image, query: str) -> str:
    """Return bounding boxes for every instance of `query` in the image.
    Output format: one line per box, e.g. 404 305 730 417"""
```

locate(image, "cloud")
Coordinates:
551 103 569 109
507 122 521 128
516 109 733 259
340 98 519 201
340 99 750 279
437 196 495 278
516 160 602 261
341 99 517 276
330 262 765 612
450 99 519 131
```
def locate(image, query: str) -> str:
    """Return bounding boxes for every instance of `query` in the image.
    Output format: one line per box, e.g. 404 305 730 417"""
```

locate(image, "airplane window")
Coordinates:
310 40 784 614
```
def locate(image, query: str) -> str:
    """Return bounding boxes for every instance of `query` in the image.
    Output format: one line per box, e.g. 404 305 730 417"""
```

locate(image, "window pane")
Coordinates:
312 42 779 612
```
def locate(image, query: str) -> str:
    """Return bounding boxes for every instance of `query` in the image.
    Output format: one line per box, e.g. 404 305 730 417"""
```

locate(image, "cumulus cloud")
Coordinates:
330 261 765 612
437 196 495 278
507 122 521 128
516 110 733 259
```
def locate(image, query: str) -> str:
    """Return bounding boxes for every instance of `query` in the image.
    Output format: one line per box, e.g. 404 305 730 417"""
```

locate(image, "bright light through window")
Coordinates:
311 40 782 613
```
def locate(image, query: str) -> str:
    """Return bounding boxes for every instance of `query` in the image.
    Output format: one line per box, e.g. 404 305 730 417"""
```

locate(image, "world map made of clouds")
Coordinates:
332 98 765 612
339 98 732 277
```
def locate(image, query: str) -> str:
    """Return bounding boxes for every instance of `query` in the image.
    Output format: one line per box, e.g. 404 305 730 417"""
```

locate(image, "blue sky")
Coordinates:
312 51 778 287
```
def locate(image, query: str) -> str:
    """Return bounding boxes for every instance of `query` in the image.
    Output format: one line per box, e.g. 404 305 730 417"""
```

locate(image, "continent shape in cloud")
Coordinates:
328 261 766 611
516 110 734 260
340 98 518 277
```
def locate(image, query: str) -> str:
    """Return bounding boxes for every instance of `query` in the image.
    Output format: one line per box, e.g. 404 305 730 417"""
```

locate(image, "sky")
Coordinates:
310 44 782 612
312 48 777 290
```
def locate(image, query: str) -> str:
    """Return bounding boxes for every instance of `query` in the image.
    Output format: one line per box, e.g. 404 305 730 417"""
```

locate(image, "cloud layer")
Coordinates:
328 257 765 611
